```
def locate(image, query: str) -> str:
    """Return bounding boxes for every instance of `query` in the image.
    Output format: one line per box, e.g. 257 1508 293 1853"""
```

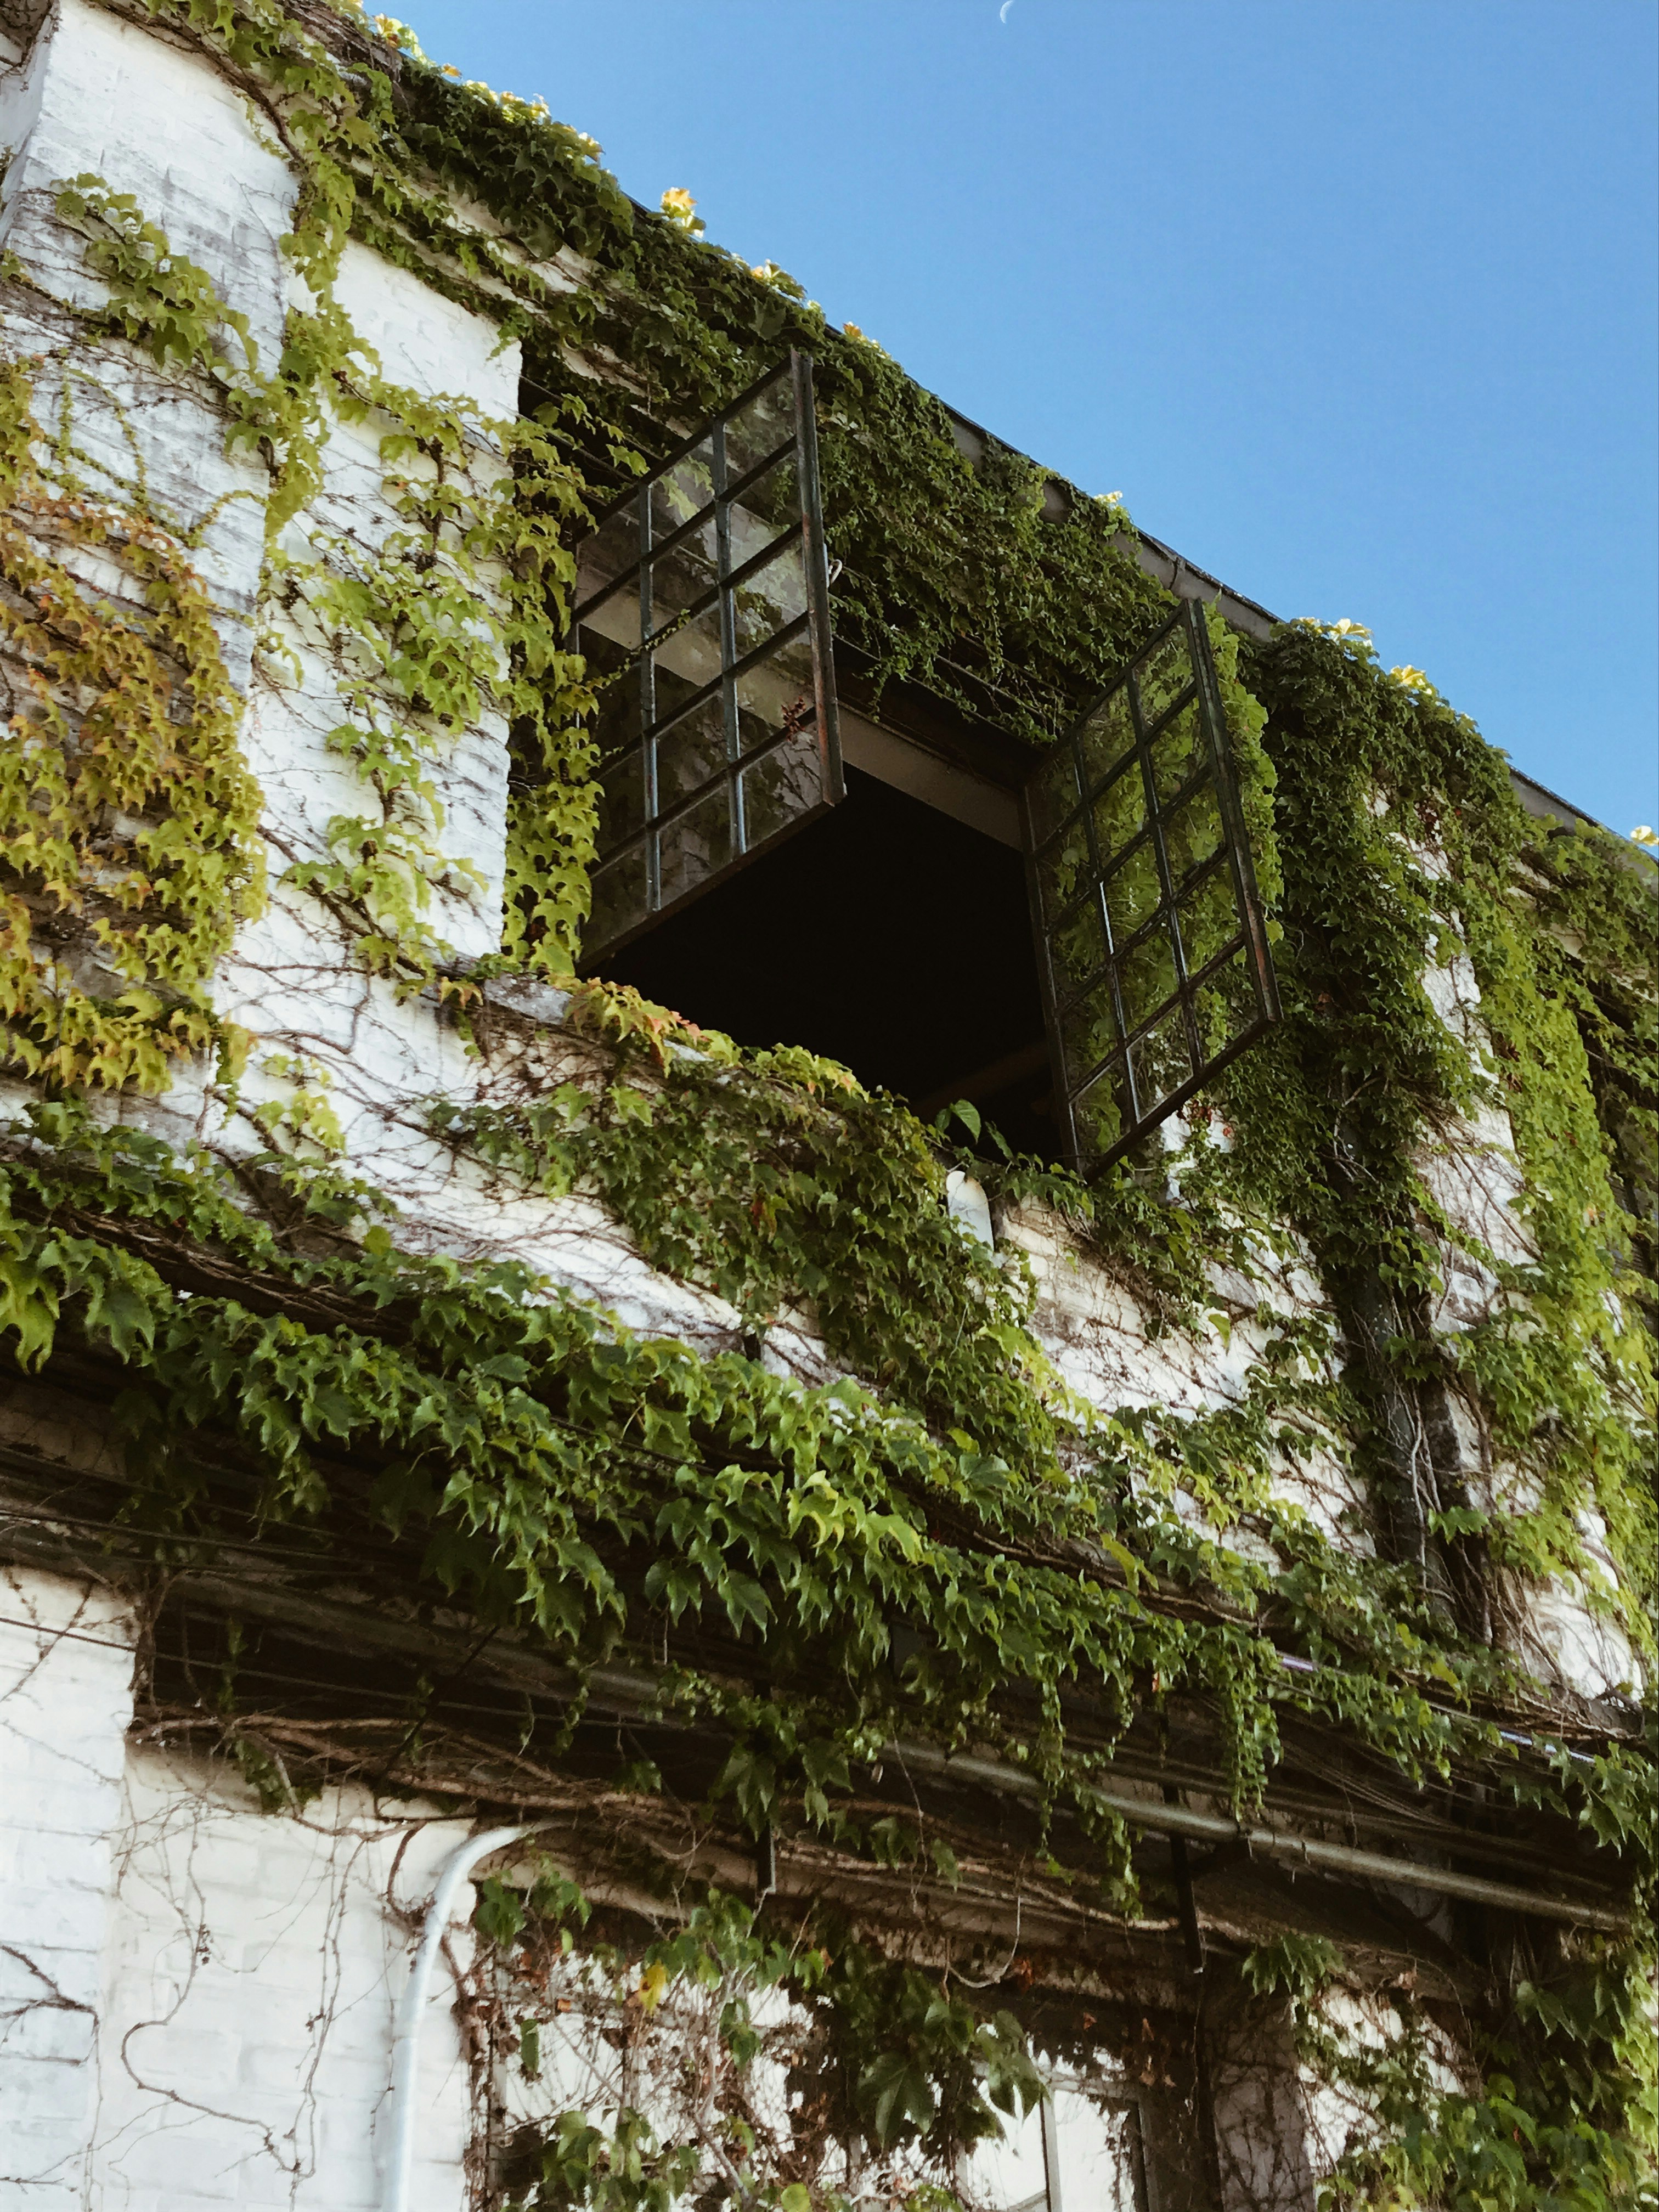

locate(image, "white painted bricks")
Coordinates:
0 1568 136 2211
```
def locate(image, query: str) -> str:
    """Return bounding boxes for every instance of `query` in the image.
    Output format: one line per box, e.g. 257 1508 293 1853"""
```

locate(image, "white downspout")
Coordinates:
383 1823 532 2212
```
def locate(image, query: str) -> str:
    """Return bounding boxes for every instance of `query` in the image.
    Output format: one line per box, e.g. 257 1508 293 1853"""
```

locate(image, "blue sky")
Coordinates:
400 0 1657 837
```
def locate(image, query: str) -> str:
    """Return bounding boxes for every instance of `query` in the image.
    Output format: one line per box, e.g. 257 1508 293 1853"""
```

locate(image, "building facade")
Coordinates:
0 4 1652 2210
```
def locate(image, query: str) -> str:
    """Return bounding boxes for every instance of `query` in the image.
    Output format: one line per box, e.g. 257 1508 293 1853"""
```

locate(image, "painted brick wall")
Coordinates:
0 1567 136 2210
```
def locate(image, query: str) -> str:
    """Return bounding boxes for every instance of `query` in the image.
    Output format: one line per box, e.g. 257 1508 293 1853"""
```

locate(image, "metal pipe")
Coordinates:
383 1824 532 2212
890 1743 1629 1933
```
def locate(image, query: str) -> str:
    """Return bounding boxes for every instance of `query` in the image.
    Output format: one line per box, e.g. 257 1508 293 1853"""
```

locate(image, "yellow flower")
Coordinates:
659 189 704 236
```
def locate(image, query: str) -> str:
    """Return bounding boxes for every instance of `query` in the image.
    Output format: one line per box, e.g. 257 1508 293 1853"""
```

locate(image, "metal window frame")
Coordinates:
572 350 842 964
1023 600 1280 1177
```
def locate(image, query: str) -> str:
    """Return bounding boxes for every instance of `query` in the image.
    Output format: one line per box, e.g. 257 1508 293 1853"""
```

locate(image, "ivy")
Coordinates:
0 351 264 1090
0 1 1652 2200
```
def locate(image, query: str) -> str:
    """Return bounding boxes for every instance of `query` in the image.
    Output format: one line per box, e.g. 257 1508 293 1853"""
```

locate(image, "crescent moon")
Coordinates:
999 0 1013 19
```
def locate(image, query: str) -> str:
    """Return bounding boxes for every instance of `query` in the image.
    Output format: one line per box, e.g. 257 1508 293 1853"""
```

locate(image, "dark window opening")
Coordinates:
596 764 1058 1159
562 357 1282 1180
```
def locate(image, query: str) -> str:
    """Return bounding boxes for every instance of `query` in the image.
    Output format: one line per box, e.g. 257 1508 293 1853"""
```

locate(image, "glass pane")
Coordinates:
731 536 808 658
727 451 799 565
1060 980 1120 1087
724 373 795 481
659 784 733 905
1092 757 1150 864
1134 625 1195 728
583 643 642 764
578 498 642 602
1147 699 1207 807
1193 946 1259 1062
956 2093 1048 2212
1049 2087 1148 2212
1076 685 1135 792
649 600 724 726
577 580 643 657
740 730 822 847
1118 924 1178 1034
647 520 720 631
1074 1053 1133 1167
1163 777 1224 885
1035 816 1095 924
648 440 715 544
1048 891 1107 996
1177 860 1242 975
1131 1001 1191 1111
655 694 728 809
1028 742 1080 843
1101 837 1162 947
594 749 645 853
735 653 816 757
587 846 647 948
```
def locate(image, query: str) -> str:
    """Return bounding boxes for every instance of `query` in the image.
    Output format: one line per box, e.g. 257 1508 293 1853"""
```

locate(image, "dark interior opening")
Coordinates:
592 768 1059 1160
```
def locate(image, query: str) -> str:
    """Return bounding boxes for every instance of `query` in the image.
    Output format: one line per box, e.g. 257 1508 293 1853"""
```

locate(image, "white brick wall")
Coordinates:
0 1568 136 2211
89 1746 479 2212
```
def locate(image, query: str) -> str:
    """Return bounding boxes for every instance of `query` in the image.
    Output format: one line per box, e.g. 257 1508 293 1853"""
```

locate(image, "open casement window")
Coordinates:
1025 601 1280 1176
572 352 842 961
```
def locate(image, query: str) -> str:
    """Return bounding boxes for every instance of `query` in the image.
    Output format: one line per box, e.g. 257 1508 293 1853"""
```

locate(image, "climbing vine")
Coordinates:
0 1 1651 2205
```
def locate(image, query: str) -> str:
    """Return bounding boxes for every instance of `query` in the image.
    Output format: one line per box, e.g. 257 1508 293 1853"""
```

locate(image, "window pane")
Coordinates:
655 695 728 809
732 537 808 658
741 731 822 847
1131 1001 1191 1110
1092 757 1150 860
724 373 795 480
588 847 648 946
735 653 815 757
579 579 643 657
1076 685 1135 793
956 2096 1049 2212
582 635 642 764
594 751 645 849
1177 862 1242 975
648 523 720 630
1118 923 1178 1033
650 600 724 724
1028 744 1080 843
1193 945 1259 1060
648 440 714 543
1146 699 1206 806
1035 817 1095 923
1059 980 1120 1087
1101 837 1162 947
1048 891 1107 996
1163 777 1224 885
578 499 642 602
728 451 799 560
1133 625 1195 727
1049 2087 1148 2212
659 785 733 905
1074 1054 1133 1165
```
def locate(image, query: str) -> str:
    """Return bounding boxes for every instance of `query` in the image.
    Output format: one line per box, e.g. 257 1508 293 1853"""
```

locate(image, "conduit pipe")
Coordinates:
384 1823 533 2212
890 1742 1629 1933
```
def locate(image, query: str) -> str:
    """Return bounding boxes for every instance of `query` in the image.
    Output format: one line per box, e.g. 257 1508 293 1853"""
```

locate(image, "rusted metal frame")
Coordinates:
1024 605 1282 1176
1129 607 1207 1090
794 347 844 805
577 351 842 961
1189 601 1280 1026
